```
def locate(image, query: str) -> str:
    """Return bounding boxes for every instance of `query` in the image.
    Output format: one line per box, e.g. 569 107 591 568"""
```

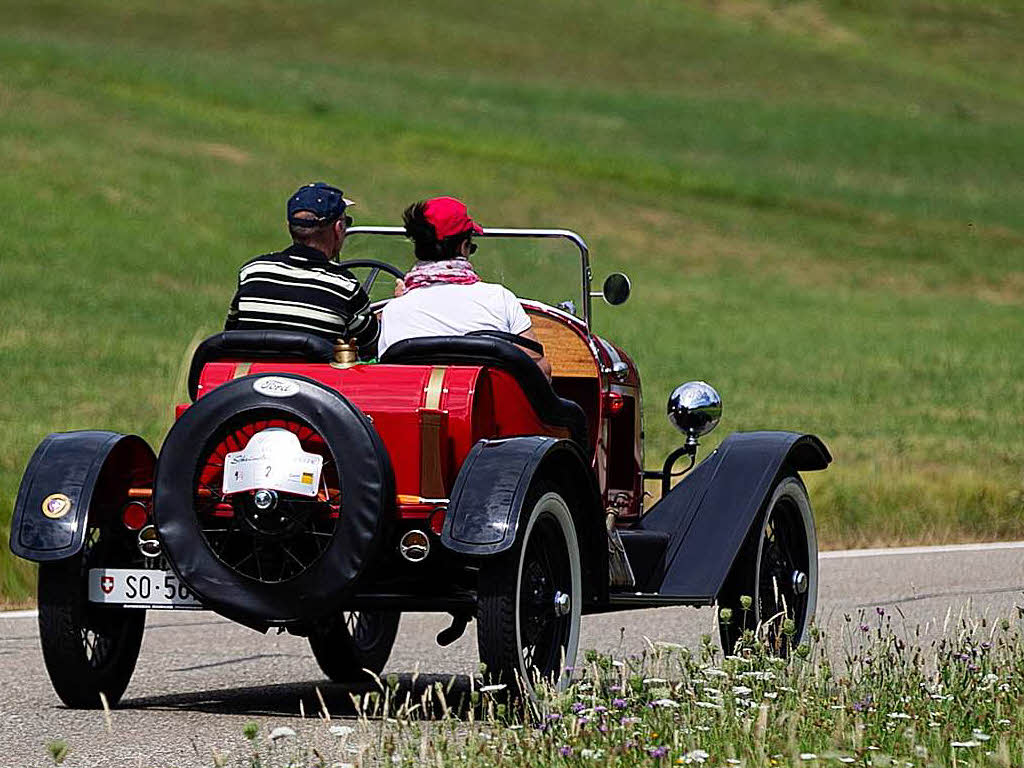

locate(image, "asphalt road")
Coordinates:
2 541 1023 768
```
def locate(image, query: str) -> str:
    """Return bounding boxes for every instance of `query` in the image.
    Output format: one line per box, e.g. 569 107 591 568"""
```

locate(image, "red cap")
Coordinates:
423 197 484 240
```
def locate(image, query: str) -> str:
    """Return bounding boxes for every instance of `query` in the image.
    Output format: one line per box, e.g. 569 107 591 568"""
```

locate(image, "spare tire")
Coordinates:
154 374 393 627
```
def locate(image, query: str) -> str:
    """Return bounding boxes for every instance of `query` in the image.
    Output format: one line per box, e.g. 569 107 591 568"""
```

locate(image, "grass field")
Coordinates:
84 609 1024 767
1 0 1022 604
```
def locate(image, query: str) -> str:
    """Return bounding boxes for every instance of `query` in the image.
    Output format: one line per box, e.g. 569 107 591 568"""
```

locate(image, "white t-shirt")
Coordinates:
378 281 532 357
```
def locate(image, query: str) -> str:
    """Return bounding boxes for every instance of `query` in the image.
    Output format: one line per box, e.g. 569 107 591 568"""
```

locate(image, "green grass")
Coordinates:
1 0 1023 604
82 609 1024 767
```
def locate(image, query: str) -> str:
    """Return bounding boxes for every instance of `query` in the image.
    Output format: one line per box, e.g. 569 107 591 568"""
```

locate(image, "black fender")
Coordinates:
440 436 606 603
10 431 156 562
635 431 830 601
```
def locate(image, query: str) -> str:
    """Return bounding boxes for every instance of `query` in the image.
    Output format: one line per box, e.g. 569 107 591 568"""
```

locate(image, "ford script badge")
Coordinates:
41 493 72 519
252 376 300 398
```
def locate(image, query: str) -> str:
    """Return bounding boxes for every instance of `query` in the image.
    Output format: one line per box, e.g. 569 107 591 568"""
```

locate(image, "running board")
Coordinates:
585 593 714 615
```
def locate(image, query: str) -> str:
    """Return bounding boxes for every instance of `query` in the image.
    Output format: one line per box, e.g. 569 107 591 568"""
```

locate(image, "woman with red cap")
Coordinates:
378 197 551 377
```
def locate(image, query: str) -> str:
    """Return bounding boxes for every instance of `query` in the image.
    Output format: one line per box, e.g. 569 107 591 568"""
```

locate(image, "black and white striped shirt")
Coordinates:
225 243 379 354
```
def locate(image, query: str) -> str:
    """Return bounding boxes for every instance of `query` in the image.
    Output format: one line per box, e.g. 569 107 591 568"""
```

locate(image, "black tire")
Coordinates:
477 483 582 697
37 526 145 709
309 611 401 683
717 474 818 655
154 374 393 626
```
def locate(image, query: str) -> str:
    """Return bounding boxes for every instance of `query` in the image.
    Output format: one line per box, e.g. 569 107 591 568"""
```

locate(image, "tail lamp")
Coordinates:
122 501 149 531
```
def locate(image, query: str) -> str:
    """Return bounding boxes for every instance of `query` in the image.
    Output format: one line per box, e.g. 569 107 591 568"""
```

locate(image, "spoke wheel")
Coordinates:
38 525 145 708
477 486 582 698
194 413 341 584
309 610 400 682
717 474 817 655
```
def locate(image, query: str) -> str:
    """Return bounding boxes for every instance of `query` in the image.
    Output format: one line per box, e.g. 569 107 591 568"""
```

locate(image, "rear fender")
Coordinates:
9 432 155 562
441 436 606 603
637 431 830 601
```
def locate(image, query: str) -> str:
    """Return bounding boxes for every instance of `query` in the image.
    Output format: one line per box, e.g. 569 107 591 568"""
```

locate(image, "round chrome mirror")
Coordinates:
602 273 631 305
667 381 722 437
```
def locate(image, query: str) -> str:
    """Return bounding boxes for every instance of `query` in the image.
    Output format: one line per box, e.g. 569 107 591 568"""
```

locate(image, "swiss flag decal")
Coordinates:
100 576 115 595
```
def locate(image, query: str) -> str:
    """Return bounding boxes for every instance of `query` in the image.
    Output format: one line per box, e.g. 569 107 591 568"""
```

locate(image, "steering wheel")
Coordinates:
336 259 406 295
466 329 545 357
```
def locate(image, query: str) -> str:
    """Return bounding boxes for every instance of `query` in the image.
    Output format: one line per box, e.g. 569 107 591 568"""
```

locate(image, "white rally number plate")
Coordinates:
222 428 323 497
88 568 203 609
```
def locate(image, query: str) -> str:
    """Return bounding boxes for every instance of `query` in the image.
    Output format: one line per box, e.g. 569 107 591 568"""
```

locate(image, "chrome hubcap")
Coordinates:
792 570 808 595
253 489 278 511
553 590 571 617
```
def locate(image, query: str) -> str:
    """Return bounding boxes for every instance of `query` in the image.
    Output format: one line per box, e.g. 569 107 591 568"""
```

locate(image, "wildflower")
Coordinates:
800 754 817 760
695 701 722 710
681 749 710 763
648 746 669 758
621 717 641 725
594 705 607 712
480 683 506 693
571 702 586 713
740 595 753 611
613 698 628 708
837 757 855 764
269 726 296 742
546 713 562 720
971 731 991 741
329 725 354 738
764 692 778 700
888 712 912 720
876 607 885 616
951 741 981 748
859 624 870 632
702 668 728 678
580 749 604 759
644 677 668 685
997 719 1011 726
559 746 572 757
653 698 679 708
732 686 753 697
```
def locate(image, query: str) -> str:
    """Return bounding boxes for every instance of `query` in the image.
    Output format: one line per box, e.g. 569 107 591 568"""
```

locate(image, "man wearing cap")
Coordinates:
378 197 551 377
225 182 379 357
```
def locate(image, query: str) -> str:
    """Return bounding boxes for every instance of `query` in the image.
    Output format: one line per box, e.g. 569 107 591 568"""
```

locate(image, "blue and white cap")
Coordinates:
287 182 355 226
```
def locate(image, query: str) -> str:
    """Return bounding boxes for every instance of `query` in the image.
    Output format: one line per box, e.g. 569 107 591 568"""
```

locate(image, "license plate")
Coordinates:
88 568 203 609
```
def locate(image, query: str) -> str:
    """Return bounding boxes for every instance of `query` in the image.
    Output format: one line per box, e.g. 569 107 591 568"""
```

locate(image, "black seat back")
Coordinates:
187 331 335 400
380 336 588 446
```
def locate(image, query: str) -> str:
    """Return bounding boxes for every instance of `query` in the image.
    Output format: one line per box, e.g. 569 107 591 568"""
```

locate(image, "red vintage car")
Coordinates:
10 226 830 707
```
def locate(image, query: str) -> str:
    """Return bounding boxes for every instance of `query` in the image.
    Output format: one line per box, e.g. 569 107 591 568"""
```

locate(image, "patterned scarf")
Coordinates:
403 258 480 291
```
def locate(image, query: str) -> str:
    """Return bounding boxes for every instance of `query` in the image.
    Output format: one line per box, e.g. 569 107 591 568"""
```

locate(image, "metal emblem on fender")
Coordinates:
41 493 72 519
252 376 300 398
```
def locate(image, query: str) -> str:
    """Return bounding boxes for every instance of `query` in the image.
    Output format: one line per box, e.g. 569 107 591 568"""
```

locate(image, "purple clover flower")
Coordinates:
559 746 572 757
613 698 628 709
648 746 669 758
571 702 585 713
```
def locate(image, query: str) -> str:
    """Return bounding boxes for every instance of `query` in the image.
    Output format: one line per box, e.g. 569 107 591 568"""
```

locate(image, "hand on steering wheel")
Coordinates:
336 259 406 295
